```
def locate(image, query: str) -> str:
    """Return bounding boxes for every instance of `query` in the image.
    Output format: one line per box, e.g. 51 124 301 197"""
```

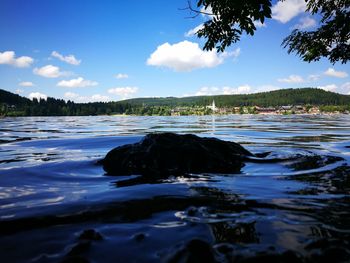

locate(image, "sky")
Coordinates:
0 0 349 103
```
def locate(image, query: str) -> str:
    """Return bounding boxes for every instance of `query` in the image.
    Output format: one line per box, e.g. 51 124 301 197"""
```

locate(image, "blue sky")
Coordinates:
0 0 349 102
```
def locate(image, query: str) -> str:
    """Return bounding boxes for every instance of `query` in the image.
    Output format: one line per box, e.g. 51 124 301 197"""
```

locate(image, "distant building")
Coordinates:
280 105 293 111
309 106 320 114
256 106 276 114
206 100 218 112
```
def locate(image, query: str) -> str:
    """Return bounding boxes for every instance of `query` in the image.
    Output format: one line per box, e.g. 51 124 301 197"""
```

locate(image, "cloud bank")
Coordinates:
293 16 316 29
115 73 129 79
108 86 138 99
51 51 81 65
33 65 68 78
64 92 109 102
147 41 240 72
278 75 305 83
272 0 307 23
57 77 98 88
0 51 34 68
324 68 348 78
19 81 35 87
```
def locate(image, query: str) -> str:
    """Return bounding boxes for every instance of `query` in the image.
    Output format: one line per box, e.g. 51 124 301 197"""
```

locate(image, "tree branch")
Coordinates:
179 0 214 19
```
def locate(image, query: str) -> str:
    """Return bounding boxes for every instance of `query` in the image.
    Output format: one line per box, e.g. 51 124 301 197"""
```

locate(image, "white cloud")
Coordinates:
254 85 281 93
185 24 204 37
64 91 79 99
33 65 68 78
0 51 34 68
15 89 24 94
108 86 138 99
28 92 47 101
253 20 266 28
147 41 228 72
277 73 320 83
185 84 284 97
200 5 214 18
307 74 320 81
19 81 35 87
342 82 350 90
314 82 350 94
278 74 305 83
91 94 109 102
318 84 338 92
192 85 251 96
293 16 316 30
57 77 98 88
51 51 81 65
64 92 109 102
195 87 219 96
221 48 241 59
337 82 350 94
324 68 348 78
272 0 307 23
115 73 129 79
223 85 251 95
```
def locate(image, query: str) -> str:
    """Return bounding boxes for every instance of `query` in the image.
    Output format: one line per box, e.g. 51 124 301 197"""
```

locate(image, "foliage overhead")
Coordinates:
191 0 349 64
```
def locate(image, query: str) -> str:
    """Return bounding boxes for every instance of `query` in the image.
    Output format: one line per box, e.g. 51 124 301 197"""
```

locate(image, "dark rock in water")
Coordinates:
166 239 216 263
67 240 91 256
101 133 253 176
213 242 235 257
78 229 103 241
61 255 90 263
237 250 303 263
133 232 147 242
287 154 343 171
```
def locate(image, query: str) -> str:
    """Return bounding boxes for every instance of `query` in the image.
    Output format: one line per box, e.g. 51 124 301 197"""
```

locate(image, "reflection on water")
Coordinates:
0 115 349 262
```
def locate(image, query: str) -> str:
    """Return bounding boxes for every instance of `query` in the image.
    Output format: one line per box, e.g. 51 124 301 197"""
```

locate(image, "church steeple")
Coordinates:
206 100 217 112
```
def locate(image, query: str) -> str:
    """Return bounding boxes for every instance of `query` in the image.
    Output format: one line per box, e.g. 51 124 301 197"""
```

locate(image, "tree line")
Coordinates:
1 88 349 117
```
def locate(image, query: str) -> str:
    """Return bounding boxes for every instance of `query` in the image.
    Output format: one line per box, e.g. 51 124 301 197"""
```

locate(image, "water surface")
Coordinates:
0 115 349 262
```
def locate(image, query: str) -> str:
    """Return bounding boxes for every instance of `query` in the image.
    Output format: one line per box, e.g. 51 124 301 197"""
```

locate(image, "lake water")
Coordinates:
0 115 349 262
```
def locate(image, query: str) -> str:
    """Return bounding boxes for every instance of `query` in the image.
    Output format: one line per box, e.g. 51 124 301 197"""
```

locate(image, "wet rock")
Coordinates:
321 247 350 262
186 206 198 217
67 241 91 256
306 238 350 263
78 229 103 241
237 250 303 263
213 243 235 263
288 187 322 195
61 255 90 263
291 165 350 194
213 242 234 254
133 232 147 242
287 155 343 171
167 239 216 263
211 222 259 244
254 151 271 158
305 238 330 250
101 133 253 176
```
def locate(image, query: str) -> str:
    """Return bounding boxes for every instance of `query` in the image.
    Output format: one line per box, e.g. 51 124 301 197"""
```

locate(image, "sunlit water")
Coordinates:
0 115 349 262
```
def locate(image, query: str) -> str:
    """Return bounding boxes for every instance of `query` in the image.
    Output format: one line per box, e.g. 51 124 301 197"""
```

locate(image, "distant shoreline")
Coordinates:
2 87 350 117
2 112 349 118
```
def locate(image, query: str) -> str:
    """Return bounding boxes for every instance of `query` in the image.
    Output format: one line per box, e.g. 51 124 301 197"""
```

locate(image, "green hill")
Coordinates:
0 89 32 106
1 88 349 116
122 88 350 107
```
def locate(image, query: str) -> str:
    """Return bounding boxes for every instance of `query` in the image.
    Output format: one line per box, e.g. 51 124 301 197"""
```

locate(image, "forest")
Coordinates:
1 88 350 116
